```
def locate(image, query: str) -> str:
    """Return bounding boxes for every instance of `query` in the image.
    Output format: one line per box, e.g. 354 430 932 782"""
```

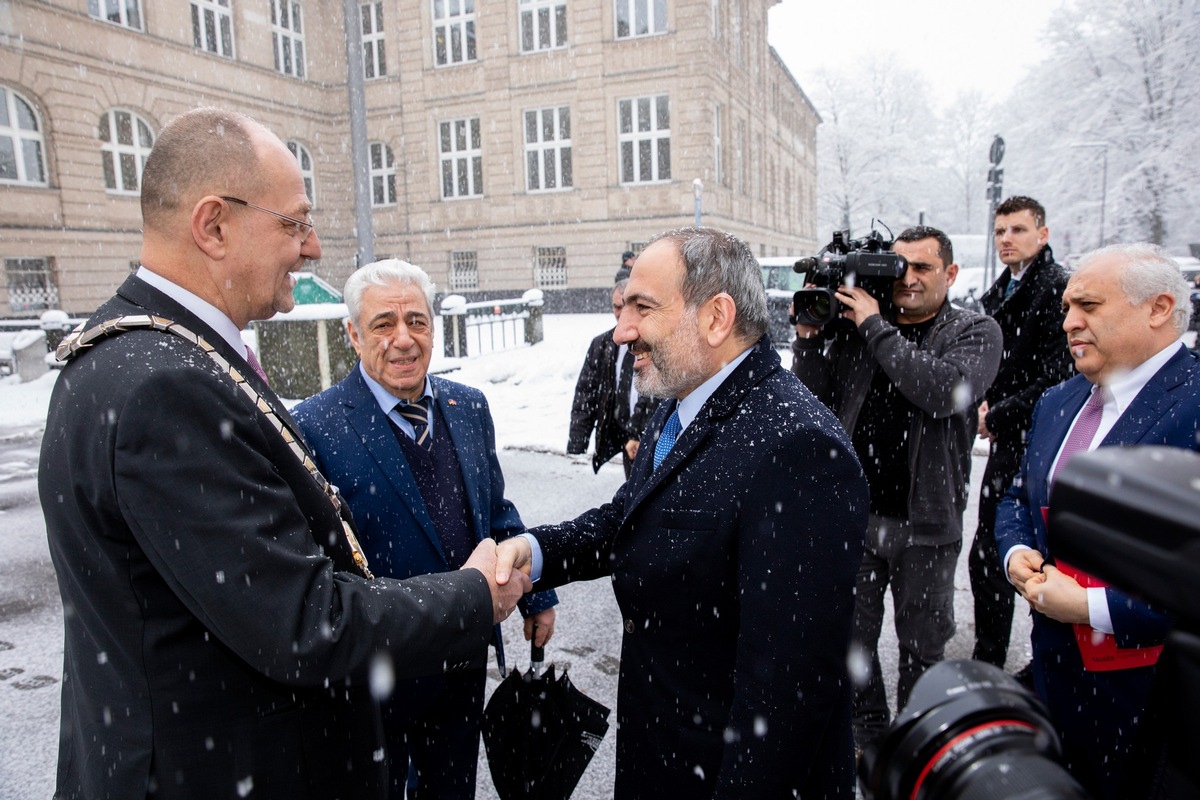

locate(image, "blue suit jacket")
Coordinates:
293 366 557 674
994 344 1200 795
995 344 1200 648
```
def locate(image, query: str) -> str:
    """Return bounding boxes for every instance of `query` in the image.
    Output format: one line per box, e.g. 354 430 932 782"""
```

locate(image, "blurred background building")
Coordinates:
0 0 819 315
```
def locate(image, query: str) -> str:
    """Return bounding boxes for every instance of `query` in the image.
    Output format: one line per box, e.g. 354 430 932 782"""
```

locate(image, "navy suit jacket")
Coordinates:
293 366 557 675
994 343 1200 794
531 337 867 799
995 344 1200 648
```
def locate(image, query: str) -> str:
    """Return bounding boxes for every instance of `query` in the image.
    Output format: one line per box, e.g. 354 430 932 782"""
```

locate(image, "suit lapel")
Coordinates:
1101 346 1192 447
341 370 443 555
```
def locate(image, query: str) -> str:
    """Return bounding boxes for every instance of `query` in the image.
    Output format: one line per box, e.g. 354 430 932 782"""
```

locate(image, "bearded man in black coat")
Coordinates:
497 227 868 799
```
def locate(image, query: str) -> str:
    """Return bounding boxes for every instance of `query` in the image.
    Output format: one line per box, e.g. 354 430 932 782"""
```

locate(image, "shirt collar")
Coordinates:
358 361 432 413
1100 339 1186 415
136 266 247 356
674 346 754 431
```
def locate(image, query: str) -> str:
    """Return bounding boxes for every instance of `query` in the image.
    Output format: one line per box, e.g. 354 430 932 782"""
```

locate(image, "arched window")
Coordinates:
0 87 47 186
99 109 154 194
286 140 315 203
369 141 395 207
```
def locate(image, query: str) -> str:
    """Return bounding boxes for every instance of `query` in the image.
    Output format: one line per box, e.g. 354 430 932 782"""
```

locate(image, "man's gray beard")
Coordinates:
632 312 708 399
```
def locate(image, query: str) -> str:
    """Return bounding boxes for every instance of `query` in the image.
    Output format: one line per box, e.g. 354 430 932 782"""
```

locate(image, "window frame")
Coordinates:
271 0 307 79
532 245 567 289
433 0 477 68
519 0 568 54
614 0 666 39
449 250 479 291
524 105 573 193
88 0 144 30
98 108 154 195
286 140 316 203
439 117 484 200
0 87 47 186
617 94 670 185
5 257 59 314
369 141 396 207
191 0 235 58
361 2 386 79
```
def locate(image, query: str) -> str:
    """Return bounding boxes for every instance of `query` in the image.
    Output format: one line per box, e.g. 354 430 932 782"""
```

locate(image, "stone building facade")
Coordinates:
0 0 818 316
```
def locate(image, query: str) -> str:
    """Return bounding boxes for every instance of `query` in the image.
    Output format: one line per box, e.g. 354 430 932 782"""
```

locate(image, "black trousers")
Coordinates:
969 440 1023 667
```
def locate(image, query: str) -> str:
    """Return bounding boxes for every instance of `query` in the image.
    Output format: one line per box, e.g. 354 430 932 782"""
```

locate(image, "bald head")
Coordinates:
140 108 270 233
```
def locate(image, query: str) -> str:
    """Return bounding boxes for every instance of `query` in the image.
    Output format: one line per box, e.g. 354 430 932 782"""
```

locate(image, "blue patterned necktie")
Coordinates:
397 398 432 450
653 409 682 471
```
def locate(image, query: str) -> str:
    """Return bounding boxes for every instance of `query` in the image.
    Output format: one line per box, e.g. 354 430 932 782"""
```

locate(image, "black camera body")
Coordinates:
790 230 908 327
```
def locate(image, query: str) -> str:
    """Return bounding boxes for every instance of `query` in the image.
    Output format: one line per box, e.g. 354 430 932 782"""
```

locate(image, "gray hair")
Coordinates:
343 259 437 326
1074 243 1192 334
647 227 769 342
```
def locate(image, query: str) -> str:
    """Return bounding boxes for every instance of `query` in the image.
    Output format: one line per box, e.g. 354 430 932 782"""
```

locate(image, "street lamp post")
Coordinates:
1071 142 1108 248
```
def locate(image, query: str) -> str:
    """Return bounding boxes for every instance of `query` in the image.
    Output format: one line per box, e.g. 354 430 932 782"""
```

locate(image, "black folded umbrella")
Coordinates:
482 642 611 800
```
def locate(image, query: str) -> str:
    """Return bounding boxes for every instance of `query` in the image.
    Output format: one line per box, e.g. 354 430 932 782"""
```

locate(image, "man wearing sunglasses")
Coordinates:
39 107 528 800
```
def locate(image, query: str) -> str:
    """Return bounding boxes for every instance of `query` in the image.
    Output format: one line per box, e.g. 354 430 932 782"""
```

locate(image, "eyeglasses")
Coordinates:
221 196 315 243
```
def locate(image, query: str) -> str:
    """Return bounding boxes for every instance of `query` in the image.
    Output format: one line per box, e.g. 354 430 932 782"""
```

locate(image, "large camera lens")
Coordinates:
859 660 1088 800
791 288 836 326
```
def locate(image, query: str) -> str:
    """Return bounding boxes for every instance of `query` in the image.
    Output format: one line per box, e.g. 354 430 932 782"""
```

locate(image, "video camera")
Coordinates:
858 446 1200 800
789 229 908 327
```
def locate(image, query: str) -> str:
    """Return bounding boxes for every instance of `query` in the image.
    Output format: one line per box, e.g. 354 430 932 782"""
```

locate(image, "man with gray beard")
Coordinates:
496 227 868 799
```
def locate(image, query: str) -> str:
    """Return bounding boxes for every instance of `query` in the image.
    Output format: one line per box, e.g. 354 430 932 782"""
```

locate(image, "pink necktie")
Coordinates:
1052 388 1105 483
245 346 270 386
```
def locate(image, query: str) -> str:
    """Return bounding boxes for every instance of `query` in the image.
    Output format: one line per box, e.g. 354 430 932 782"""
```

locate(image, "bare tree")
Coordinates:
1003 0 1200 249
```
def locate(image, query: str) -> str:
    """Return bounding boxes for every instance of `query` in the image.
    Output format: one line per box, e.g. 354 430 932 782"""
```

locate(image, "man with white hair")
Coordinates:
996 242 1200 799
294 260 558 799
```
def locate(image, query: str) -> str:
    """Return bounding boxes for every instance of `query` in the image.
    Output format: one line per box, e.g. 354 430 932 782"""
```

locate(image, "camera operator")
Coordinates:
995 242 1200 800
791 225 1001 755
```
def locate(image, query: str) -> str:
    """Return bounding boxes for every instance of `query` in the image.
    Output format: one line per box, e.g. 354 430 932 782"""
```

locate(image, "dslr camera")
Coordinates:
789 229 908 327
859 446 1200 800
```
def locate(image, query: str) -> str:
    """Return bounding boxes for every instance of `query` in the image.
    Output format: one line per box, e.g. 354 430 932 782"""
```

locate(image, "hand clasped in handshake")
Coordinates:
461 538 535 623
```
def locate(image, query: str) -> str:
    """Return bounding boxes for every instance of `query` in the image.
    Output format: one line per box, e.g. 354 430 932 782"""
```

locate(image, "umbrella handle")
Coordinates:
531 636 545 678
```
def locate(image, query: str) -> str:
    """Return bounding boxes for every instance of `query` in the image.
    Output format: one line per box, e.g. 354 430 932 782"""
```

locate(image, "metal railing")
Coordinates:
440 290 544 358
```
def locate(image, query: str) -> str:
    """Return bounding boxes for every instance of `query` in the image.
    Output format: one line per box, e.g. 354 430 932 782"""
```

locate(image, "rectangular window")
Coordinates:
5 258 58 314
369 142 396 206
533 246 567 288
618 95 670 185
433 0 477 67
449 251 479 291
272 0 306 78
89 0 143 29
439 117 483 199
192 0 234 58
361 2 386 78
615 0 666 39
524 106 572 192
520 0 567 53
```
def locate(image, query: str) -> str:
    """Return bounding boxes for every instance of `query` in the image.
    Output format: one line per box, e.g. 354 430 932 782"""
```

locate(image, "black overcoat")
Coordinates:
533 337 867 799
40 275 494 800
